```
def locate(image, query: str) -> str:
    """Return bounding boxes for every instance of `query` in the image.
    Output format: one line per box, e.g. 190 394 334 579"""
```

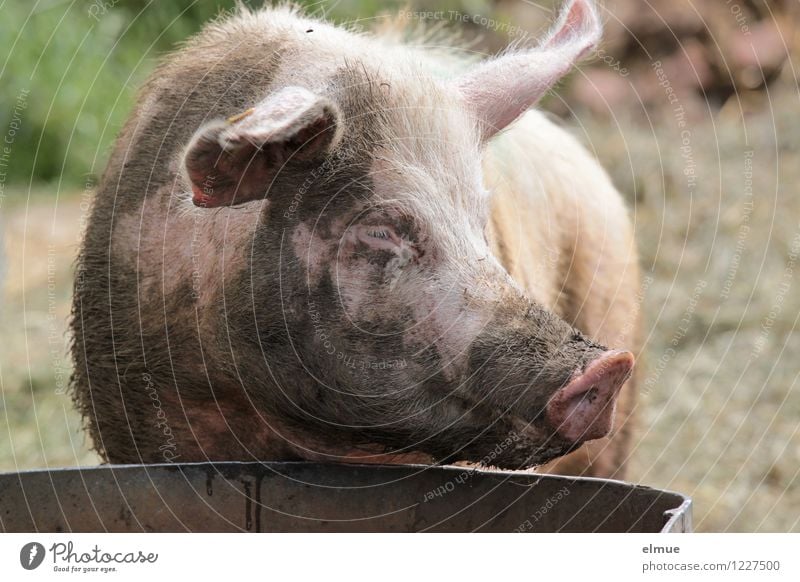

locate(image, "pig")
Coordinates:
70 0 640 478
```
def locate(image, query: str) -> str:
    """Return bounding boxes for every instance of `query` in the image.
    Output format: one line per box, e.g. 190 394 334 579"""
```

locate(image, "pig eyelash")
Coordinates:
367 229 390 240
350 223 413 257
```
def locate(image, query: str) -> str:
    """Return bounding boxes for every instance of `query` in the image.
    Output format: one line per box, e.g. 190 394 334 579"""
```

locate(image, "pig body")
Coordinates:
71 1 639 477
483 113 640 476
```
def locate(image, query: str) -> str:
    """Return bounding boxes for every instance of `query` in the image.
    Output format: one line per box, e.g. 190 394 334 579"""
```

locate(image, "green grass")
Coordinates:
0 0 425 188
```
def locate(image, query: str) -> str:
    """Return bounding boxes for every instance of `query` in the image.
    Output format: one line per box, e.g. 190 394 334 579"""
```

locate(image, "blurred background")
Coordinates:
1 0 798 531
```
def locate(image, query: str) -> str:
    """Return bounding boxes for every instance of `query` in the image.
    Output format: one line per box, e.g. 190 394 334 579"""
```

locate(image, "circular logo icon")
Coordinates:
20 542 46 570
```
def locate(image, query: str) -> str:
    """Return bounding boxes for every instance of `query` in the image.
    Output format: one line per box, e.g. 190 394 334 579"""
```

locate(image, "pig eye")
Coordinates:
347 224 410 254
367 229 390 240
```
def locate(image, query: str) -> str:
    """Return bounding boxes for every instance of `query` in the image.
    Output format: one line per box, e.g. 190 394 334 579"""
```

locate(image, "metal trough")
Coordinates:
0 462 691 532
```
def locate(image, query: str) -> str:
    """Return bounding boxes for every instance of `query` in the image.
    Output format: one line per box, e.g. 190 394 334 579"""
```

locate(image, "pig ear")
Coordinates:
454 0 601 140
184 86 343 207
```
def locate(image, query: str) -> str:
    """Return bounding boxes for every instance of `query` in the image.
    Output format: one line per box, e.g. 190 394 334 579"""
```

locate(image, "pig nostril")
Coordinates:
546 350 634 443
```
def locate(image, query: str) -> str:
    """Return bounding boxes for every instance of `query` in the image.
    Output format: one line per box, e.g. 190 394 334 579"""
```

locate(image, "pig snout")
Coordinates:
545 350 634 444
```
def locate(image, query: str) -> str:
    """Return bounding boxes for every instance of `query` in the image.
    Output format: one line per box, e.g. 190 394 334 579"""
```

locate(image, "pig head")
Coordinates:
70 0 635 471
177 0 634 468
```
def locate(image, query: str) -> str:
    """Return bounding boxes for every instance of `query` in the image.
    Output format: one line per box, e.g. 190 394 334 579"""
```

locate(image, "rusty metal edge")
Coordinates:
662 497 693 533
0 462 693 533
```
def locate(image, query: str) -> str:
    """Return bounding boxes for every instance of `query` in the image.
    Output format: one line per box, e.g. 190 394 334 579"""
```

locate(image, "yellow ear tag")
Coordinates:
226 108 254 124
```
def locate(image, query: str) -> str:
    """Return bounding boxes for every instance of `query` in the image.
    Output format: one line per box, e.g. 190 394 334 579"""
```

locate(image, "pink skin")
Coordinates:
546 350 635 443
455 0 601 138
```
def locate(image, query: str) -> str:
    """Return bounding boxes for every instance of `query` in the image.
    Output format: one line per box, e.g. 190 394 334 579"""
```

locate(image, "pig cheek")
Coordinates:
333 258 375 318
291 222 327 287
329 228 388 318
113 198 256 307
403 281 494 381
383 244 417 291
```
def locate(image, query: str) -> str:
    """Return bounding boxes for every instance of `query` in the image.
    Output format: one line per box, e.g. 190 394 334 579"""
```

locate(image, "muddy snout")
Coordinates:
545 350 635 444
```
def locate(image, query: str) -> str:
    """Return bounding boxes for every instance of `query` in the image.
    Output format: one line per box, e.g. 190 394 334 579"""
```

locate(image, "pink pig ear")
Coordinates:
184 86 342 208
454 0 602 140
